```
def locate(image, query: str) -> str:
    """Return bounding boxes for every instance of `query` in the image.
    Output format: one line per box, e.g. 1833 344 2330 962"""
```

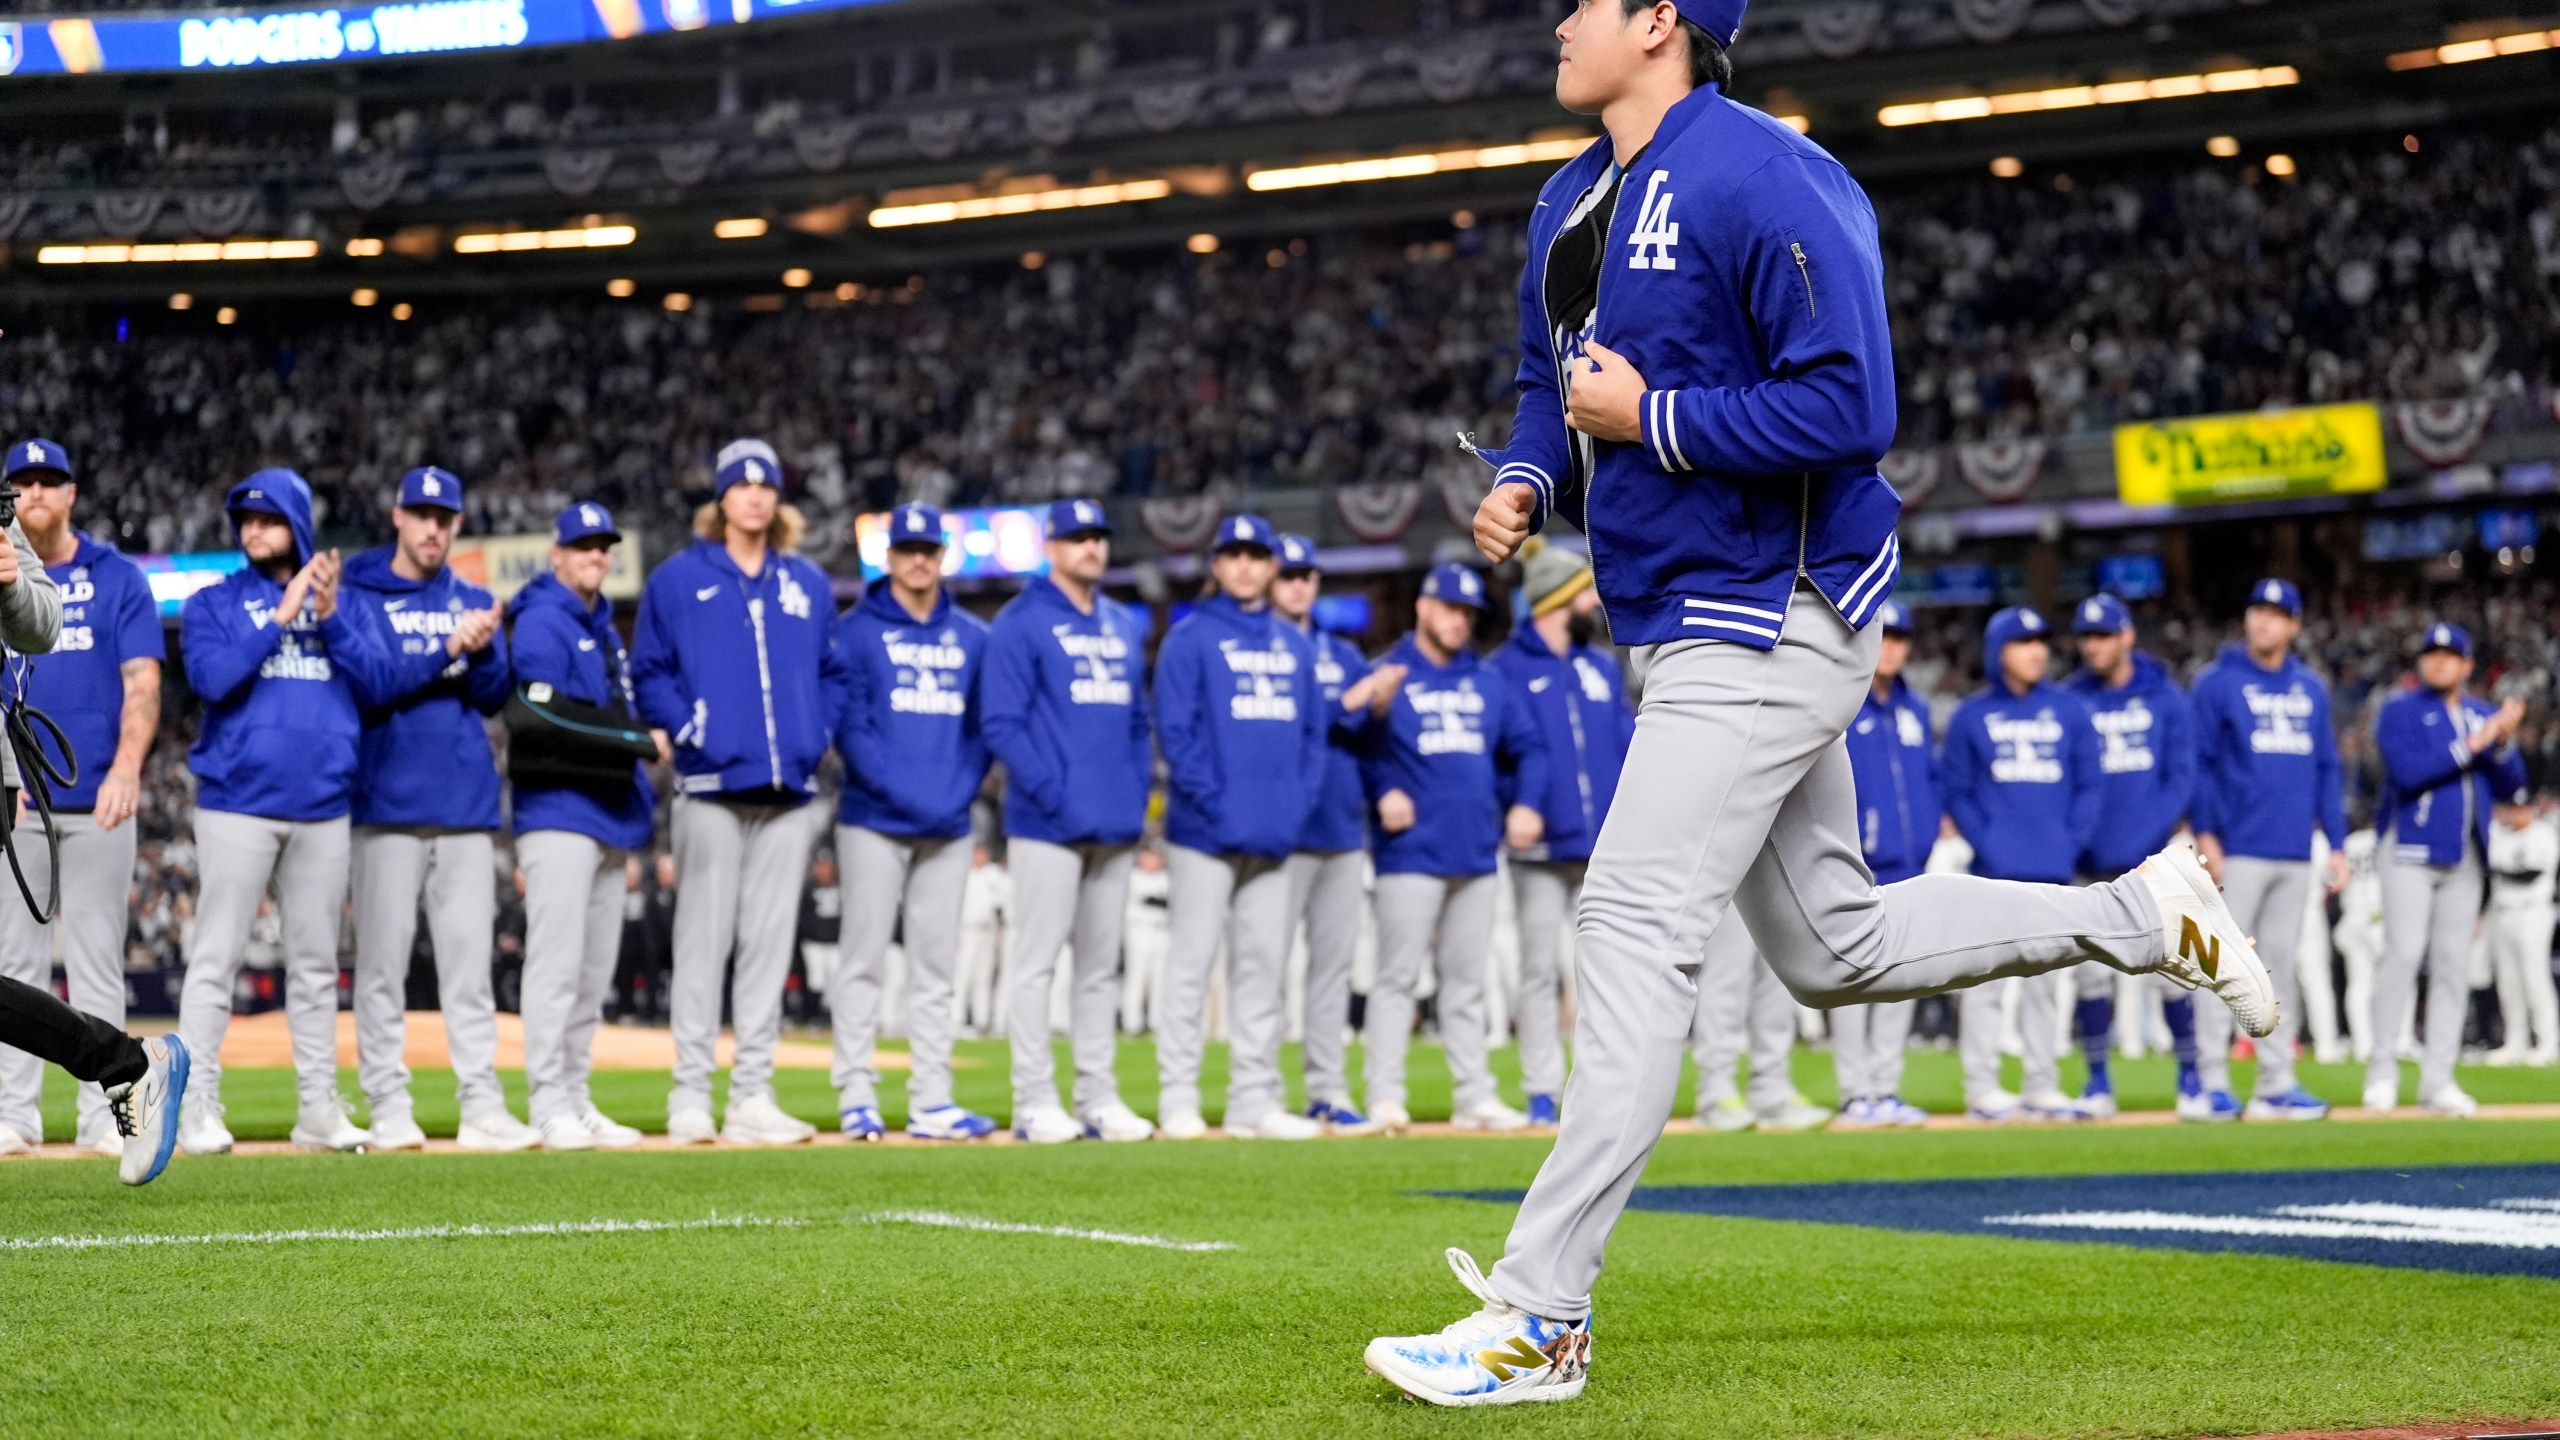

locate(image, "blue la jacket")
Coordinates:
2189 644 2346 861
2375 685 2530 868
28 533 163 812
1940 679 2102 884
2062 650 2195 876
981 577 1152 847
340 546 509 830
1362 636 1547 878
1845 675 1939 886
1488 626 1633 864
183 476 411 822
630 540 842 805
1473 83 1902 650
506 571 655 851
831 583 991 841
1295 623 1376 854
1155 594 1326 860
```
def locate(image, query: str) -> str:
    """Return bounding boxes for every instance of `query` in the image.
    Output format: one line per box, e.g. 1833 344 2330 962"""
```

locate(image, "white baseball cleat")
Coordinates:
721 1093 817 1145
539 1113 596 1151
1699 1095 1756 1132
1228 1110 1322 1140
1451 1099 1531 1133
666 1106 719 1146
2420 1086 2479 1119
1082 1100 1156 1142
580 1107 645 1148
290 1100 373 1153
2136 837 2278 1038
2362 1079 2398 1114
457 1111 542 1153
178 1098 234 1156
0 1125 36 1157
108 1035 189 1186
1753 1095 1834 1132
1966 1088 2021 1124
1012 1103 1085 1145
1158 1107 1209 1141
1366 1100 1412 1133
1365 1248 1592 1407
2018 1090 2090 1124
368 1114 428 1151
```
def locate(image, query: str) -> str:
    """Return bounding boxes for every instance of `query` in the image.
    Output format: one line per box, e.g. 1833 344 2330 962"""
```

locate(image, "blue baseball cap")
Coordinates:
554 501 621 546
2075 593 2131 635
1984 606 2051 654
397 465 463 513
2248 578 2302 618
713 438 784 497
3 438 71 484
886 502 947 548
1421 562 1487 611
1877 599 1913 635
1214 513 1277 554
1673 0 1747 47
1276 533 1320 573
2421 622 2472 659
1045 497 1113 539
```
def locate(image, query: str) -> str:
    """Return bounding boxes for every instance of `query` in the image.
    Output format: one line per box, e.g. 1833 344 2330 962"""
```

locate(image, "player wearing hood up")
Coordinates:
340 466 532 1153
176 469 412 1155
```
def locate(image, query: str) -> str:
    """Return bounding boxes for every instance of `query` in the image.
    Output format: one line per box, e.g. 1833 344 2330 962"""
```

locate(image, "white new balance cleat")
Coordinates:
580 1107 645 1148
290 1101 372 1153
1753 1095 1834 1132
2137 838 2278 1038
1228 1110 1322 1140
368 1114 428 1151
2420 1086 2479 1119
1013 1103 1085 1145
457 1111 542 1153
1451 1099 1531 1133
666 1106 719 1146
1158 1107 1209 1141
722 1093 818 1145
1365 1248 1592 1407
0 1125 36 1157
178 1098 234 1156
539 1113 596 1151
1083 1100 1156 1142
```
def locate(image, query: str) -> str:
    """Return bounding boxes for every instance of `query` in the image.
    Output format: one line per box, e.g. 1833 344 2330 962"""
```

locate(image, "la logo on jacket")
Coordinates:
1628 170 1680 271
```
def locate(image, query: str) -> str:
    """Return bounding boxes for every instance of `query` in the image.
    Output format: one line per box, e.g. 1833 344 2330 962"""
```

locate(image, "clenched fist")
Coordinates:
1564 340 1646 443
1474 484 1536 565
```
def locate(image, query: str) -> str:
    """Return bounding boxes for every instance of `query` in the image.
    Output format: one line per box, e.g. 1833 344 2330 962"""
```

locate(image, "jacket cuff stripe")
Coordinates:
1660 390 1692 471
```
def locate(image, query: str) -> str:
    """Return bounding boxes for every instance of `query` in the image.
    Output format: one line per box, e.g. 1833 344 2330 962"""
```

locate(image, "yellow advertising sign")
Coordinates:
2114 402 2387 507
448 532 644 603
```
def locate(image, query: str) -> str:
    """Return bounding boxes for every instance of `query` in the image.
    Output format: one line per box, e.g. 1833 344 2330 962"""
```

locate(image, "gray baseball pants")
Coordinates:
517 830 627 1127
1005 837 1134 1117
1286 848 1366 1107
669 796 818 1115
1958 978 2015 1106
1160 845 1295 1125
1512 859 1584 1099
179 810 352 1116
833 825 971 1114
1829 999 1915 1102
2201 855 2310 1099
2371 852 2481 1100
352 827 503 1125
0 812 138 1145
1488 591 2165 1322
1688 916 1796 1112
1366 870 1500 1115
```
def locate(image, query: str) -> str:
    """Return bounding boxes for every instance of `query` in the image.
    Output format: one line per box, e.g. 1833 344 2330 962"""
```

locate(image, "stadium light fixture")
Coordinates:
2387 27 2560 69
36 239 322 264
782 267 812 288
868 179 1176 229
1989 156 2024 178
351 288 378 307
1875 66 2299 127
714 217 769 239
2206 134 2241 157
1186 233 1220 255
452 224 636 254
392 303 413 321
664 292 693 312
168 293 193 310
606 277 636 298
2265 153 2297 176
1246 137 1595 193
346 237 386 257
215 306 237 325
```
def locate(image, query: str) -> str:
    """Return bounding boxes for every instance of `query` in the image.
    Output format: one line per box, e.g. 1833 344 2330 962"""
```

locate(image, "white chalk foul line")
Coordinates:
0 1210 1236 1255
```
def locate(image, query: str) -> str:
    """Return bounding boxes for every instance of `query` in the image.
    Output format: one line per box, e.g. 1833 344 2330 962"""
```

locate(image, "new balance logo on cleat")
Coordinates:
2179 916 2219 980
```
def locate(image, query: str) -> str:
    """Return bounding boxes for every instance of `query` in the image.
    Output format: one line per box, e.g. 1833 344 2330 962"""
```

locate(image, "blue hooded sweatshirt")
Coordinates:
340 545 509 831
507 571 654 851
831 582 991 841
1939 678 2102 884
1362 635 1547 878
183 470 411 822
980 576 1152 847
1488 625 1633 865
2375 684 2530 869
2061 650 2195 876
1155 593 1326 860
2189 644 2346 862
630 539 841 806
28 533 164 812
1844 674 1938 886
1293 623 1377 855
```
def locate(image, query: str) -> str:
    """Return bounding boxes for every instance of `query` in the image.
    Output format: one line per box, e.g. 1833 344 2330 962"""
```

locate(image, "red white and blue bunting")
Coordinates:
1950 0 2034 44
1799 2 1885 60
2393 398 2495 468
1879 447 1945 507
1956 437 2046 502
1336 481 1423 543
1138 495 1223 554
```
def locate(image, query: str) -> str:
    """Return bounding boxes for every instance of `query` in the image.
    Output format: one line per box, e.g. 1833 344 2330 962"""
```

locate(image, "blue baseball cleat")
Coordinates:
839 1105 887 1142
1365 1248 1591 1407
1306 1098 1384 1135
1525 1093 1559 1127
111 1035 188 1187
906 1104 997 1141
2243 1087 2331 1122
2176 1072 2242 1123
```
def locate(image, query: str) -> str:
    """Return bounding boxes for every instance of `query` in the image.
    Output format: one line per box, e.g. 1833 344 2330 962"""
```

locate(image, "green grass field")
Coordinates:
5 1040 2558 1439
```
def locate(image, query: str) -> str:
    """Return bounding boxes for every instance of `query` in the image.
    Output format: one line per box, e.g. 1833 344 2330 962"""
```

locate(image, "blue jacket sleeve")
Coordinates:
2066 704 2104 854
1482 246 1575 535
1940 708 1990 848
979 620 1063 815
180 590 284 707
2488 741 2531 807
1638 154 1898 477
2187 678 2227 841
2314 689 2348 850
1153 630 1217 815
509 608 580 696
466 622 511 716
2375 697 2475 807
2158 686 2196 834
1497 681 1549 821
1329 644 1378 742
320 607 417 710
829 614 876 793
627 578 696 736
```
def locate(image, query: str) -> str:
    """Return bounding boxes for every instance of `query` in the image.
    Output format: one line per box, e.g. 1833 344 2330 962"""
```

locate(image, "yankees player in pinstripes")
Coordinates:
1366 0 2280 1405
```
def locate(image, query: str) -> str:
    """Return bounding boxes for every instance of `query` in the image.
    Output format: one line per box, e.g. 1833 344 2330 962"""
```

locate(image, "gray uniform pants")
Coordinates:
1160 845 1295 1125
1489 591 2163 1322
1005 837 1134 1116
1687 917 1796 1112
668 796 818 1114
1511 860 1584 1098
1367 871 1500 1114
1286 849 1365 1106
352 827 502 1123
179 810 353 1115
833 825 971 1114
518 830 627 1127
0 812 137 1144
2372 851 2481 1099
2201 855 2310 1099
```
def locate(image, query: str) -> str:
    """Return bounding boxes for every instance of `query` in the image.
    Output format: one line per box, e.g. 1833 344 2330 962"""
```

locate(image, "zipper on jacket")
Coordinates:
1790 241 1817 316
746 589 783 788
1795 473 1812 581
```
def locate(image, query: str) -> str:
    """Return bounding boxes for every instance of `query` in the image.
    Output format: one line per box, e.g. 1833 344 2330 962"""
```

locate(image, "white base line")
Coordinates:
0 1211 1236 1255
